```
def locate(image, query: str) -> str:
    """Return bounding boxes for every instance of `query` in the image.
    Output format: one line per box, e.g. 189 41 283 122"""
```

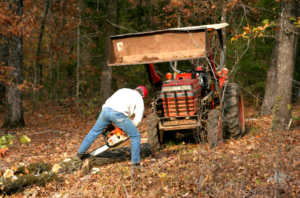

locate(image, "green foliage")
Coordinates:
292 115 300 121
0 134 14 148
20 135 31 144
227 37 270 100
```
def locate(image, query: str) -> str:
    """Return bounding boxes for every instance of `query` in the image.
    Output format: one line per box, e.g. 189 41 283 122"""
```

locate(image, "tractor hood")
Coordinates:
163 79 198 87
161 79 201 93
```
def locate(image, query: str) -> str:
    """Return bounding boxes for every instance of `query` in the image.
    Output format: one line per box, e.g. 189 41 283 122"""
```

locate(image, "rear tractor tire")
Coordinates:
207 109 221 148
221 83 245 139
147 113 163 150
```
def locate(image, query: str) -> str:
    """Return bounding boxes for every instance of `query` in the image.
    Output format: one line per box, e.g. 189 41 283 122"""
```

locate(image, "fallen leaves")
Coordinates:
0 147 8 158
0 105 299 197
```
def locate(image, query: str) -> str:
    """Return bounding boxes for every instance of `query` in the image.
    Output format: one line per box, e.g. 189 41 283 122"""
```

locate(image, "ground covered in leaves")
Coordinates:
0 102 300 197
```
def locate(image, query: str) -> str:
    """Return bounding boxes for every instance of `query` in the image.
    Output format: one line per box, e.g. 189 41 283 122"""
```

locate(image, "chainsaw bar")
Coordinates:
89 145 110 156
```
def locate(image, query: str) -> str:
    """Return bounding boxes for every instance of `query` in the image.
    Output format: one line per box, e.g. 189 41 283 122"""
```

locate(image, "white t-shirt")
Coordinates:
102 88 144 124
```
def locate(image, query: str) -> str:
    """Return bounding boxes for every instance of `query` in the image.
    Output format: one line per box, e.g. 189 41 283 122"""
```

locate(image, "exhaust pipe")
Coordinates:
170 62 181 74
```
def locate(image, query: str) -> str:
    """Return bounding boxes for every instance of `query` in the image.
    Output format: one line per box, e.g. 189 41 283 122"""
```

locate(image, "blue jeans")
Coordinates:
78 107 141 164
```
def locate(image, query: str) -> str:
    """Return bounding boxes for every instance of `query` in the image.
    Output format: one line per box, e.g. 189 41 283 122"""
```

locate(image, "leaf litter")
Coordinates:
0 104 299 197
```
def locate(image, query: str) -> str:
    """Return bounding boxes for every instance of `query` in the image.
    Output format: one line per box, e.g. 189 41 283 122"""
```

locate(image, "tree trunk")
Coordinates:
49 1 53 103
97 0 118 117
33 0 50 113
221 0 226 69
271 0 299 131
2 0 25 128
260 31 279 115
76 0 81 101
0 35 9 105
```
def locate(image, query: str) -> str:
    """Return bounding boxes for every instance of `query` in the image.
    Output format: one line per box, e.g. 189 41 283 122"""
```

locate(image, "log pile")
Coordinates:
0 143 152 195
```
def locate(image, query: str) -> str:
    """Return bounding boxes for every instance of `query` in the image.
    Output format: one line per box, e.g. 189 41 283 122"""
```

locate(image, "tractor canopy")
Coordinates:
108 23 228 66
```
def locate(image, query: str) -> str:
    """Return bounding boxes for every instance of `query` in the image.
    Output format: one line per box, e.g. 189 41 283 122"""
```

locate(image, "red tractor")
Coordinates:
108 23 245 149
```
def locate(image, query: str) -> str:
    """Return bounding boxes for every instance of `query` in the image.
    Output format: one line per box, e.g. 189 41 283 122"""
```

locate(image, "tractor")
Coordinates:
108 23 245 149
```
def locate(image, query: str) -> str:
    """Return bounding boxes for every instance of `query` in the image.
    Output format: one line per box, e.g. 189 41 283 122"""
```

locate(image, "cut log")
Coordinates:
58 157 83 173
0 143 152 195
15 162 51 175
0 172 58 195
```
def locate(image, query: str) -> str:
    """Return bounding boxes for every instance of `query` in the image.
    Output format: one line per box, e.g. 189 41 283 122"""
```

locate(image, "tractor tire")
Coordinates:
221 83 245 139
147 113 162 150
207 109 220 148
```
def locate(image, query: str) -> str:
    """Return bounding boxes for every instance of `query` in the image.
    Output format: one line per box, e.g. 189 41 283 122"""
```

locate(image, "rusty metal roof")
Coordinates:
110 23 229 39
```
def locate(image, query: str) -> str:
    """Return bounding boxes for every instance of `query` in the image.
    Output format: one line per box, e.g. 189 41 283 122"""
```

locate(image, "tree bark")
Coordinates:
97 0 118 117
271 0 299 131
2 0 25 128
260 31 279 115
49 1 53 103
76 0 81 101
0 35 9 105
221 0 226 69
33 0 50 113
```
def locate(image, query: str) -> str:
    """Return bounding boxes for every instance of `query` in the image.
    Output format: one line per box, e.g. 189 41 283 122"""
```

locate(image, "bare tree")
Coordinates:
97 0 118 116
76 0 81 101
2 0 25 128
271 0 299 131
260 31 279 115
0 35 9 105
221 0 226 69
33 0 50 113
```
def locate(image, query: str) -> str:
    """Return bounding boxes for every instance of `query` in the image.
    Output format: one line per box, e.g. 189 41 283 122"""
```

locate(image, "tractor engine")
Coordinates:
160 78 201 117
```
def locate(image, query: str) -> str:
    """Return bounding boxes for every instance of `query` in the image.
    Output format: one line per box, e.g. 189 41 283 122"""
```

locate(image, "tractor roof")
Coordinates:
110 23 229 39
108 23 229 66
169 23 229 31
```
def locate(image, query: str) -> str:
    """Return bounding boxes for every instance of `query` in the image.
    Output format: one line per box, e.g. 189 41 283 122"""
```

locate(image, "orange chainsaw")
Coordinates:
89 126 129 156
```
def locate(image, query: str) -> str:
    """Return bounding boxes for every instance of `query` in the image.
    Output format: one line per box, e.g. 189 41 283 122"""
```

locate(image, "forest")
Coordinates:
0 0 300 197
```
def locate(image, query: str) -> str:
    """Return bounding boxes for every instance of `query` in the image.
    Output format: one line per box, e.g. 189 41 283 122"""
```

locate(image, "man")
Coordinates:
77 86 147 167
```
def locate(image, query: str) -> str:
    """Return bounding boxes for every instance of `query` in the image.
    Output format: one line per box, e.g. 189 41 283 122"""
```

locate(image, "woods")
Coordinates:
0 0 297 129
0 0 300 197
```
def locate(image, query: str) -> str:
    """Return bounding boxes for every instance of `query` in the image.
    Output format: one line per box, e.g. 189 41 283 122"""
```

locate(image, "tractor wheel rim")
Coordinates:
238 93 245 132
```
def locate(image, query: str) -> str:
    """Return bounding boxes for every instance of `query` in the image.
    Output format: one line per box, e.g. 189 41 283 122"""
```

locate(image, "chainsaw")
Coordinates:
89 125 129 156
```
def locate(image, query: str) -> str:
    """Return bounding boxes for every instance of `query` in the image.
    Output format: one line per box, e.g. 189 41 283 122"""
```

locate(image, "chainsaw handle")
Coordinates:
102 128 112 147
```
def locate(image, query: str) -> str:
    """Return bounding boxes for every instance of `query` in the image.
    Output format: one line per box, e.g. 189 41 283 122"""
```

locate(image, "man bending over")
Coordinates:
77 86 147 167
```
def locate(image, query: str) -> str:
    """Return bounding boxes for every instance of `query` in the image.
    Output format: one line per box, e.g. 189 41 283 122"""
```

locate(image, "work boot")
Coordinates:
76 153 91 161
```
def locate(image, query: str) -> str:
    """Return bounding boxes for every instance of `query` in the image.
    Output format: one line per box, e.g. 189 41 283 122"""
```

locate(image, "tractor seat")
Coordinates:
197 72 209 89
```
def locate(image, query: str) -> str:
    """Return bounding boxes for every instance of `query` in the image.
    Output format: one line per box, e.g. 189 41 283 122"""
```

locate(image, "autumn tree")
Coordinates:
2 0 25 128
271 0 299 131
